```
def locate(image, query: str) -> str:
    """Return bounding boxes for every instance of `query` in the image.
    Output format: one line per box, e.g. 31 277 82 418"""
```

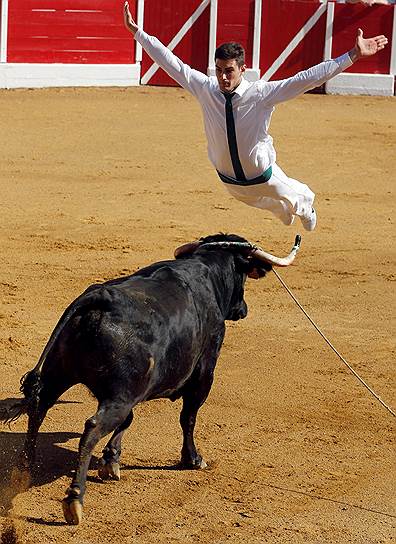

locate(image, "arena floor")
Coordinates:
0 86 395 543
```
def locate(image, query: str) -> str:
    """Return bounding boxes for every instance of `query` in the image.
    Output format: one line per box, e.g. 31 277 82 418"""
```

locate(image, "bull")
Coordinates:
7 232 300 525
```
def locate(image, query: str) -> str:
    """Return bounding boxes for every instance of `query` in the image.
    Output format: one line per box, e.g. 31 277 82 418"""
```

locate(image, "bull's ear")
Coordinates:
247 258 272 279
248 267 268 280
235 255 271 278
234 254 251 273
174 241 200 259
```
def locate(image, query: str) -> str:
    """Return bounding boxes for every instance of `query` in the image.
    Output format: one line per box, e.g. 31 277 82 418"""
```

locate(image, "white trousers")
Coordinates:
222 163 315 226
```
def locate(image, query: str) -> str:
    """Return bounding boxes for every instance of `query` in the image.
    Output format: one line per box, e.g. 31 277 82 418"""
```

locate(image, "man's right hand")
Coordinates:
124 1 139 35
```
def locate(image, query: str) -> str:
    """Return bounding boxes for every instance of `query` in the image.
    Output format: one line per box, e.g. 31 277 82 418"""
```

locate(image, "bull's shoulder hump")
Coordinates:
95 259 210 297
131 260 208 283
75 284 123 308
130 265 193 294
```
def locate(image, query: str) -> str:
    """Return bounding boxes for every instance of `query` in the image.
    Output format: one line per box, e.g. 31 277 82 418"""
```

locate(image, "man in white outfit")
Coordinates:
123 2 388 231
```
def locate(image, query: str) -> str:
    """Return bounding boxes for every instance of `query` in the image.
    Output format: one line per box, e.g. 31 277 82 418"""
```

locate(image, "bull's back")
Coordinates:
47 265 217 402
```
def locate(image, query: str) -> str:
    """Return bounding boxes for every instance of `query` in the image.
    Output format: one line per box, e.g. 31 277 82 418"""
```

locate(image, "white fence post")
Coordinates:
251 0 262 78
390 6 396 77
1 0 9 63
324 1 334 61
135 0 145 63
208 0 217 75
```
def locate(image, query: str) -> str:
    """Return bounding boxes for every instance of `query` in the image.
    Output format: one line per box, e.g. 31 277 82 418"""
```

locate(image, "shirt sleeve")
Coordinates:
261 53 353 106
134 29 209 97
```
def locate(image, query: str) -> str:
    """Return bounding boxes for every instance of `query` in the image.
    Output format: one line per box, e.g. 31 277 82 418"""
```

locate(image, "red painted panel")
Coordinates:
216 0 255 68
10 22 125 39
141 0 210 86
9 10 119 27
7 0 135 64
332 4 393 74
10 0 119 9
260 0 326 81
8 49 131 64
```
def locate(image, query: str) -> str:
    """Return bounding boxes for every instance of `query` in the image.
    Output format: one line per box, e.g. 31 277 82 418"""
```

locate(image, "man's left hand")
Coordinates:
350 28 388 61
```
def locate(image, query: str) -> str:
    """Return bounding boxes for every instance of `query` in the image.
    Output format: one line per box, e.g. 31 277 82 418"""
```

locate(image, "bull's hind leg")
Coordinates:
13 374 73 491
98 410 134 481
11 406 47 493
22 380 73 467
62 399 131 525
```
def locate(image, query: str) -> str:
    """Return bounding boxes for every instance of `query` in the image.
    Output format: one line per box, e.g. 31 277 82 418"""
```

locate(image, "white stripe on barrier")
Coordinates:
391 6 396 76
252 0 262 73
1 0 8 63
326 72 394 96
324 2 334 61
261 3 327 81
135 0 145 63
208 0 217 73
0 63 141 89
141 0 210 85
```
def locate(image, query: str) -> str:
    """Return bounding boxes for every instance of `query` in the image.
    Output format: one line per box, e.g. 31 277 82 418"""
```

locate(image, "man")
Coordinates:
123 2 388 231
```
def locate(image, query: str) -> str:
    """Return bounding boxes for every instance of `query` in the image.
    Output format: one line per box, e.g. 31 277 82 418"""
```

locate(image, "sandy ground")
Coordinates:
0 86 395 544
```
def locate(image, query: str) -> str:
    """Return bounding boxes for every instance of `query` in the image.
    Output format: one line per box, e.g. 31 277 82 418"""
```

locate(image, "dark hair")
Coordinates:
215 42 245 67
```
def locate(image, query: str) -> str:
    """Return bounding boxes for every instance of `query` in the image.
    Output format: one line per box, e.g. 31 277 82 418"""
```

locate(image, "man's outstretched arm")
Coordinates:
123 1 138 35
123 1 208 94
263 27 389 105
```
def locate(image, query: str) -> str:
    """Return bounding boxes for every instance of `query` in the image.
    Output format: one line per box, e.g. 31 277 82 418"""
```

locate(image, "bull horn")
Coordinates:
250 235 301 267
174 240 200 258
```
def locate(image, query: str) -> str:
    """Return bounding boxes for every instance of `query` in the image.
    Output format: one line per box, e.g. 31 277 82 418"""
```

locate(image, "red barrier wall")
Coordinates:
332 4 393 74
7 0 134 63
1 0 394 92
260 0 327 80
216 0 255 68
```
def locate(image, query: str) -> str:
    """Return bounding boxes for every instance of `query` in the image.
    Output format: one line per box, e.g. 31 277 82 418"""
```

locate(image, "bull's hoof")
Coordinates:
98 461 121 481
194 458 207 469
180 456 207 470
62 498 83 525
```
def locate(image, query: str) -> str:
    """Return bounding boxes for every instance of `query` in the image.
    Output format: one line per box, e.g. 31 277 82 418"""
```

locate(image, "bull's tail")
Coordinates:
4 369 43 423
4 285 109 424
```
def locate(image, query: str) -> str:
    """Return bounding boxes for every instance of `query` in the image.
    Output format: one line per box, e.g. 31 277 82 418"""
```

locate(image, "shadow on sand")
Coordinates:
0 398 181 529
0 397 83 519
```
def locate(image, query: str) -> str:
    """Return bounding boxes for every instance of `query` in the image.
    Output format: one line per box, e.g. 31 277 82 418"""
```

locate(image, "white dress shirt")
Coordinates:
135 29 353 181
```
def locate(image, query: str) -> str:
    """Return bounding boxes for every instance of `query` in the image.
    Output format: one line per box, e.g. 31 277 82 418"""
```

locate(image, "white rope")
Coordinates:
272 269 395 418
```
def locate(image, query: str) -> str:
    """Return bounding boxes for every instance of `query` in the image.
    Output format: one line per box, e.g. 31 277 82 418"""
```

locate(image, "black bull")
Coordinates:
7 232 300 525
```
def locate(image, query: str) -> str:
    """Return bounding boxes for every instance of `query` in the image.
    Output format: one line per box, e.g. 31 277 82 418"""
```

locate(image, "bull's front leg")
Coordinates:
180 403 207 469
179 366 216 470
180 330 225 469
179 333 224 469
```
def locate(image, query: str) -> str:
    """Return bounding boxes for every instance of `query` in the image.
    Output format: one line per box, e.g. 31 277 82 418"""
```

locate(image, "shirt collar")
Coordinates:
218 77 250 99
232 77 250 97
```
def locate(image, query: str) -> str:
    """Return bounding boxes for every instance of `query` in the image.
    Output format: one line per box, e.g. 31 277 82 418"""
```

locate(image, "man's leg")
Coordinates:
266 164 316 230
221 164 314 228
224 188 294 225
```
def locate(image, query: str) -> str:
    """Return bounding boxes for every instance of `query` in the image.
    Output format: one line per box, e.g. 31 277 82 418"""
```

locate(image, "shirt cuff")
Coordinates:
134 28 144 42
338 51 354 67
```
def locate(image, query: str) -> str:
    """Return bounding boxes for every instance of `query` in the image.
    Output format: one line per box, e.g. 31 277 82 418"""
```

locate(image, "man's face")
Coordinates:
215 58 246 93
